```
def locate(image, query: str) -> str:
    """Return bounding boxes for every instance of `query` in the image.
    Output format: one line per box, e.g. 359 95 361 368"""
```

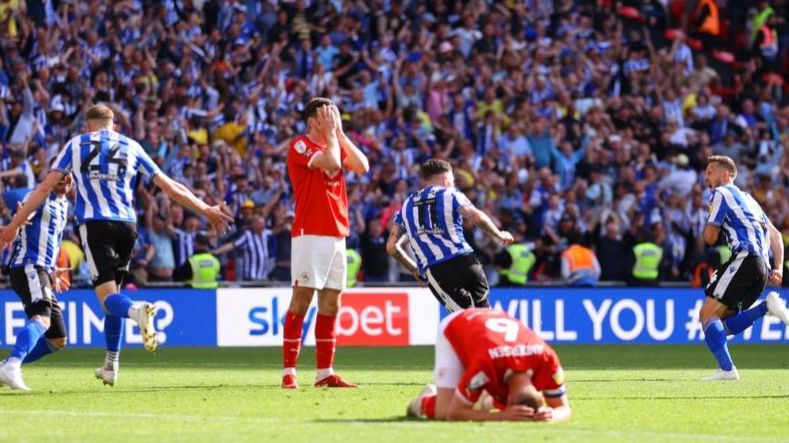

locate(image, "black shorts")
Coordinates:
79 220 137 287
425 253 490 312
705 251 769 312
9 266 67 339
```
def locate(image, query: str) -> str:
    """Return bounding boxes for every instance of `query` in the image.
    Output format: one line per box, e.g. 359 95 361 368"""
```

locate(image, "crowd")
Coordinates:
0 0 788 287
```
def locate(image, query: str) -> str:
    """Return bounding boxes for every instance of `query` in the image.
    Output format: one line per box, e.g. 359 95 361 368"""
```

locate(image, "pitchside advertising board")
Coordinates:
0 288 787 347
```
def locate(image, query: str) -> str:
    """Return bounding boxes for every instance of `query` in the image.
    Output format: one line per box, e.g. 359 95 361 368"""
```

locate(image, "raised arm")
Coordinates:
308 105 342 172
331 104 369 175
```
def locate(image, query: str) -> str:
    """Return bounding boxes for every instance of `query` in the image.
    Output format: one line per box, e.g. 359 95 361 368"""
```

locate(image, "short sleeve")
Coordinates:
451 189 473 209
707 189 726 226
136 146 161 178
532 351 566 399
289 137 321 169
52 140 74 174
392 208 404 229
455 367 488 406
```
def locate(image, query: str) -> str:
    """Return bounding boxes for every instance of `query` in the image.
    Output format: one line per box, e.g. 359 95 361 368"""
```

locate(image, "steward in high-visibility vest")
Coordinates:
631 242 663 283
716 245 731 266
174 234 220 289
346 248 362 288
757 24 778 59
499 243 536 286
561 243 600 287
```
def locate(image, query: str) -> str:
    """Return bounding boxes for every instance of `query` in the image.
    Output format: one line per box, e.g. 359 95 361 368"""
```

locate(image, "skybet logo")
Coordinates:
336 293 409 346
219 290 412 346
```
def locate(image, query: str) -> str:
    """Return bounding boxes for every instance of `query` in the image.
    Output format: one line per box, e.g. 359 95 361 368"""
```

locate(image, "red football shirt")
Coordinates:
287 135 349 238
443 309 565 405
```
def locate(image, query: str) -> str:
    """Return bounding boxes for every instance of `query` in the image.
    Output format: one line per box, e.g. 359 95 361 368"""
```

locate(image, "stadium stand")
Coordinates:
0 0 787 288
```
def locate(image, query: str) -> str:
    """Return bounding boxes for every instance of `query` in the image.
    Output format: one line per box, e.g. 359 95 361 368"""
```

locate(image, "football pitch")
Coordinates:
0 345 787 443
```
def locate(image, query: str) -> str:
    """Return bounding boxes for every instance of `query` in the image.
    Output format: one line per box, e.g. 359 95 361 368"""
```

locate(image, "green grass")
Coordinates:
0 345 787 443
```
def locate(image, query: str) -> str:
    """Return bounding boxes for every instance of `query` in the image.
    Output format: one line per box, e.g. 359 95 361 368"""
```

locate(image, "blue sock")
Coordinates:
23 337 58 364
724 302 769 335
104 315 124 353
704 319 734 371
9 320 47 361
103 293 133 319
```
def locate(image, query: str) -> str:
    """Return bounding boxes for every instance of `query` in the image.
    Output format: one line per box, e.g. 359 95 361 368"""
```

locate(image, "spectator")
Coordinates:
1 1 788 289
560 238 602 287
214 215 273 281
146 212 176 283
593 214 634 281
360 218 389 283
173 234 221 289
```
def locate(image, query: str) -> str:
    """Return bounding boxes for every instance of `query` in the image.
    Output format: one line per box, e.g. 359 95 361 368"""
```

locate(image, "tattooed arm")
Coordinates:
386 224 423 284
459 206 514 246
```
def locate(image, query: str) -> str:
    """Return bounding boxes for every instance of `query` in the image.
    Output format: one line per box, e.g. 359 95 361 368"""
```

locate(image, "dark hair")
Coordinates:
420 158 452 180
303 97 333 122
511 385 544 410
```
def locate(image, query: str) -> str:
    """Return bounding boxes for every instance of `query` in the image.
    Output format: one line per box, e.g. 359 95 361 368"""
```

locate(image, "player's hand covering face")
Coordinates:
315 105 338 135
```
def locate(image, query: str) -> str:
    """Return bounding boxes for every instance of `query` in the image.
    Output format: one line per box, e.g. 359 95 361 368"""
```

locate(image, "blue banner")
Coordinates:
1 288 787 346
472 288 789 344
0 290 217 348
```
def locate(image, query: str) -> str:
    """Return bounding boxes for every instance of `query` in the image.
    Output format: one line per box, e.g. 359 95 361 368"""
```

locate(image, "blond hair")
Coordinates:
707 155 737 178
86 104 114 122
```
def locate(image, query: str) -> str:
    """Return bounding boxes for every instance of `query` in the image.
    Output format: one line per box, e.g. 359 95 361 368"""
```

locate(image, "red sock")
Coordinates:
283 310 304 370
421 395 436 419
315 314 337 370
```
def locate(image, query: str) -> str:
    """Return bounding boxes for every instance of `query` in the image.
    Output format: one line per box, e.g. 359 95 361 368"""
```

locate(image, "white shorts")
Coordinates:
291 235 346 290
434 310 465 389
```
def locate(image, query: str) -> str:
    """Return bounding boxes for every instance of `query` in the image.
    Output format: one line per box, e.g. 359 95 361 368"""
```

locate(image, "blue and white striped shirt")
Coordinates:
233 229 274 280
707 184 770 263
52 130 161 223
393 186 474 275
10 193 70 272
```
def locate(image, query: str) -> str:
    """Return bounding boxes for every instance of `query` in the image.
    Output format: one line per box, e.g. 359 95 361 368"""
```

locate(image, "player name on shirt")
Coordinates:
487 344 546 359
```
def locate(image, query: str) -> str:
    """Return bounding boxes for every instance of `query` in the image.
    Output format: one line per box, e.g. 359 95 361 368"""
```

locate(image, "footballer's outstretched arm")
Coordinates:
459 205 514 246
153 174 233 235
0 170 63 250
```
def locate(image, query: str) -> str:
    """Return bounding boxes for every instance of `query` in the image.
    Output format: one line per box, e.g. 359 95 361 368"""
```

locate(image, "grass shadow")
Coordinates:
313 417 416 424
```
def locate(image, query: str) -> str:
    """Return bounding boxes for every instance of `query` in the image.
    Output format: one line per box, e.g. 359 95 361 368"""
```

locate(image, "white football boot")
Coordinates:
95 364 118 386
702 367 739 381
765 292 789 326
0 359 31 391
130 303 158 352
